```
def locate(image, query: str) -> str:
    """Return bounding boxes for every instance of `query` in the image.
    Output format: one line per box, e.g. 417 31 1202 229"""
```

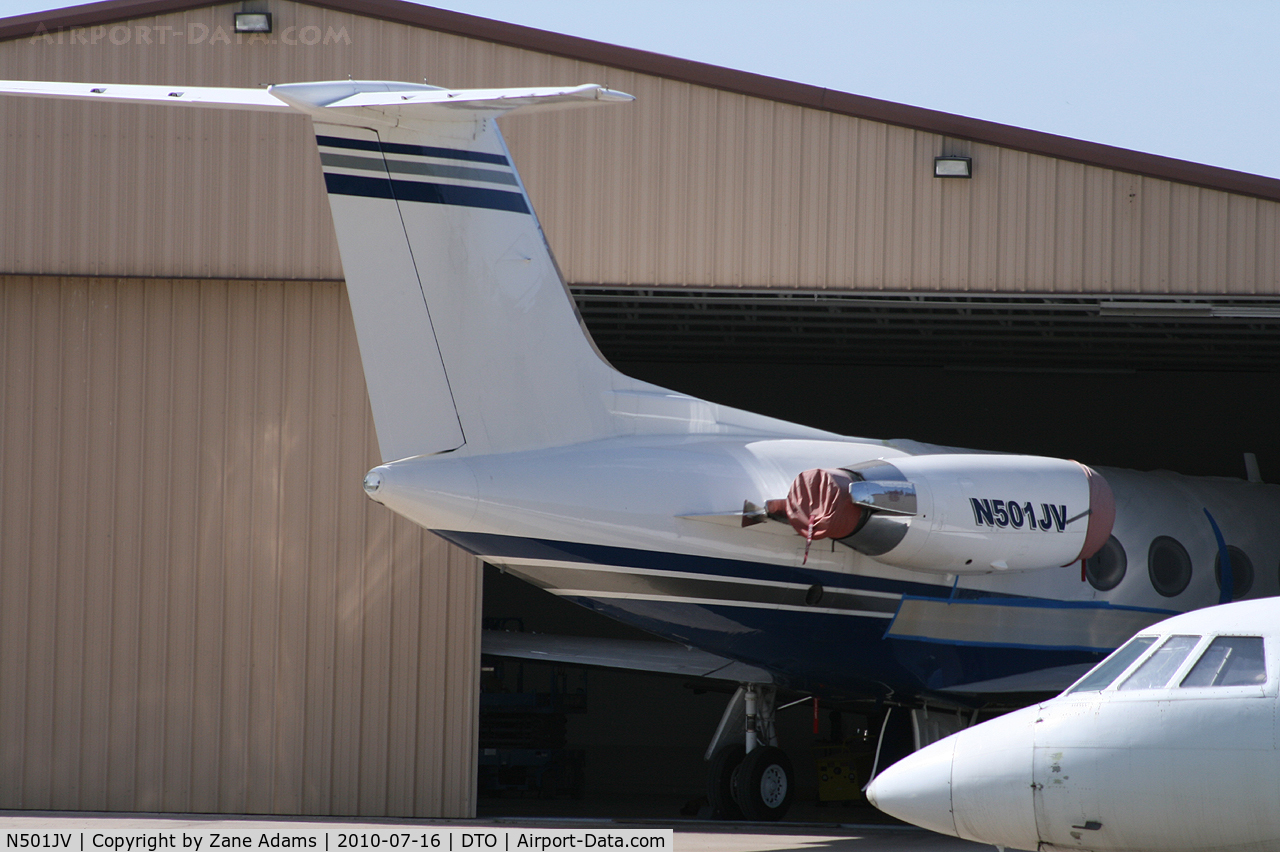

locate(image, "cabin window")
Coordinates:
1066 635 1157 693
1213 546 1254 600
1085 535 1127 591
1180 636 1267 687
1148 536 1193 597
1118 634 1200 690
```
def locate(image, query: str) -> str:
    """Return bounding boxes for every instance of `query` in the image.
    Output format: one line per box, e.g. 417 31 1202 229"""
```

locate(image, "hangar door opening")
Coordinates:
578 288 1280 478
474 286 1280 820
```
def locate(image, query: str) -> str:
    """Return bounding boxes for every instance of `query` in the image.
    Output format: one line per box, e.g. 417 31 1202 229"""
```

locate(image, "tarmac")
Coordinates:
0 811 992 852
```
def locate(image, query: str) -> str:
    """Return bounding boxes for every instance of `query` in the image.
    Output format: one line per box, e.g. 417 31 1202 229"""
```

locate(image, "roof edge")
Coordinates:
4 0 1280 203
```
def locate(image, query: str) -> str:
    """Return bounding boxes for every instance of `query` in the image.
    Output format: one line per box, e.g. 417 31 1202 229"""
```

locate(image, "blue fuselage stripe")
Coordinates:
440 530 1120 697
433 529 948 596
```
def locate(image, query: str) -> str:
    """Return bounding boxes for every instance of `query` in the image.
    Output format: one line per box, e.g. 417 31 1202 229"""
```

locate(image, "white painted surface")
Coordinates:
868 599 1280 852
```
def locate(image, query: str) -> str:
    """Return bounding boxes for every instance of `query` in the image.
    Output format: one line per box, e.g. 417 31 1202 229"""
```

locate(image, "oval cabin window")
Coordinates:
1085 535 1127 591
1148 536 1192 597
1213 546 1254 599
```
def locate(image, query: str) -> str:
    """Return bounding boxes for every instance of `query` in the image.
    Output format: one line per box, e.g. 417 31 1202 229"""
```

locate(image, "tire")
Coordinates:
706 743 746 820
733 745 794 821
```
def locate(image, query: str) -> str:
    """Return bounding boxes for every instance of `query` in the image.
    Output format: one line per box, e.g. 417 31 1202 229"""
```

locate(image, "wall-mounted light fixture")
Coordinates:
233 12 273 33
934 156 972 178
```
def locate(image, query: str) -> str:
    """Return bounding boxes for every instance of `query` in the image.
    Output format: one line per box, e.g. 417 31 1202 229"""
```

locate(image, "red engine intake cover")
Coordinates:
784 468 864 542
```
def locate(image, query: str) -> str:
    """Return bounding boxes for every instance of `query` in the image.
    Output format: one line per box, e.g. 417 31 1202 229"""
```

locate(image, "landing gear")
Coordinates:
707 743 745 819
734 745 795 821
703 683 796 822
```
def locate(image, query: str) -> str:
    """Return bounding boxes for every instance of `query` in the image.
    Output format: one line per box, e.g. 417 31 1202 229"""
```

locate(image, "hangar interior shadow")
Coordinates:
619 363 1277 480
477 300 1280 820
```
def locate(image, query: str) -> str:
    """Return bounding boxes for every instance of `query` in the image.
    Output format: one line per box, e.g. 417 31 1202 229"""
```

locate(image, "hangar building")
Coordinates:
2 0 1278 819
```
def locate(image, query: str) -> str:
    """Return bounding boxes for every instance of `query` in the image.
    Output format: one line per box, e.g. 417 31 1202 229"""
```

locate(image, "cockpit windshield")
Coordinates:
1066 635 1157 694
1064 633 1269 696
1180 636 1267 687
1119 635 1200 690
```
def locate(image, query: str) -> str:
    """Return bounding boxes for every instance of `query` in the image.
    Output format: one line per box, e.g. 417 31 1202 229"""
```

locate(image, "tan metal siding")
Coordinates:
3 0 1279 294
0 274 480 816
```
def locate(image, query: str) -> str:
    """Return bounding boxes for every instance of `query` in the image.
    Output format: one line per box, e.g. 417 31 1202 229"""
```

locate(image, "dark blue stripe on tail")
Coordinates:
316 134 509 166
324 173 529 214
324 172 394 198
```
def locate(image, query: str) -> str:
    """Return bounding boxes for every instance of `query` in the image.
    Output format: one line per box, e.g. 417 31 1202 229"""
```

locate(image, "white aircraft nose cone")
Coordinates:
947 704 1042 851
865 735 957 838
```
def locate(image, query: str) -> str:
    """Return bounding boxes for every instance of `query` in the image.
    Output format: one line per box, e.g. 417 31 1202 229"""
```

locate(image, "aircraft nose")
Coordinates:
865 735 958 838
948 704 1040 849
868 704 1042 850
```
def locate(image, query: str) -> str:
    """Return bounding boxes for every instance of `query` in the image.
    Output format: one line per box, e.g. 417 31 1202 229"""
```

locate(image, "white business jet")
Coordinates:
3 78 1279 821
866 597 1280 852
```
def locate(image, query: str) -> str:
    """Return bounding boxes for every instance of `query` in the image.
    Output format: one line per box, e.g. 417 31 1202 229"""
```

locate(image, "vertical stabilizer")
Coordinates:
276 83 642 461
314 122 468 461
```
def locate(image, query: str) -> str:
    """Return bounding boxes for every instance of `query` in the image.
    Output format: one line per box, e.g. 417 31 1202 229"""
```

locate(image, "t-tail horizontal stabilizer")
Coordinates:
0 79 632 117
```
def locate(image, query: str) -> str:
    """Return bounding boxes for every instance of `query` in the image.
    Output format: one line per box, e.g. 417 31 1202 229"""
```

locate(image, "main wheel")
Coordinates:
706 743 746 820
733 745 794 821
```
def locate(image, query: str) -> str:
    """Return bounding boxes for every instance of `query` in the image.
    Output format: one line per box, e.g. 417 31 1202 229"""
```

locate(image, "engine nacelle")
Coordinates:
787 454 1114 575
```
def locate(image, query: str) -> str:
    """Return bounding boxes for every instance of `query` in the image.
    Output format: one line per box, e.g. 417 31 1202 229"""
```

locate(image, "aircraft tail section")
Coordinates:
271 81 640 460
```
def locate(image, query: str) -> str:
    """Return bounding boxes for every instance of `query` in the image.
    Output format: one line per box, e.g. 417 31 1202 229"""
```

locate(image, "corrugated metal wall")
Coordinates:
1 0 1277 293
0 274 480 817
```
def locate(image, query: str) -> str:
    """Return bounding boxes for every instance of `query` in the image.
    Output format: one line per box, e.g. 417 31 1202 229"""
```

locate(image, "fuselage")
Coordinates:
364 433 1280 701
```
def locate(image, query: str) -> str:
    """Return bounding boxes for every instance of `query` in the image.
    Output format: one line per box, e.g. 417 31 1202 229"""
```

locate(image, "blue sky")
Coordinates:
3 0 1278 178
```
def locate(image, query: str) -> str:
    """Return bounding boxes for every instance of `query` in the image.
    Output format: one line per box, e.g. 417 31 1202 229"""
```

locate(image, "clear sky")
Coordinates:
3 0 1278 178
